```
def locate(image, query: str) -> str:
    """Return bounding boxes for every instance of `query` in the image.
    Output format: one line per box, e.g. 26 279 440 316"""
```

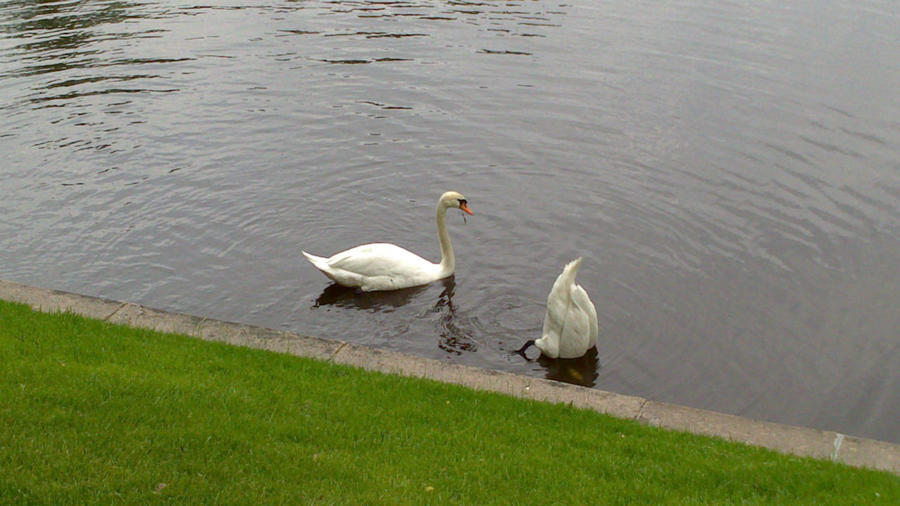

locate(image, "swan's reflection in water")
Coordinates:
430 279 480 355
311 279 599 386
311 278 481 355
535 348 600 388
312 282 430 312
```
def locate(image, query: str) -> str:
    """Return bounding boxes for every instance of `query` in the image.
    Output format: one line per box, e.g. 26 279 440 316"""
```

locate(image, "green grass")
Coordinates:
0 300 897 504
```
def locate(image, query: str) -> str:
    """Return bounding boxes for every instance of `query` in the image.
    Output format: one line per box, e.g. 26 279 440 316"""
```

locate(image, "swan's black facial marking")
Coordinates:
458 198 468 224
455 197 472 222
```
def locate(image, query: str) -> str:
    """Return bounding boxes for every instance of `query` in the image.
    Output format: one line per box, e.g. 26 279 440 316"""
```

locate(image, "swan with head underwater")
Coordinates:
302 191 473 292
517 257 598 359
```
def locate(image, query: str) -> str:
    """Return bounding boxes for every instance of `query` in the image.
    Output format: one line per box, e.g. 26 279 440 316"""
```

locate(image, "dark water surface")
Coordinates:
2 0 899 442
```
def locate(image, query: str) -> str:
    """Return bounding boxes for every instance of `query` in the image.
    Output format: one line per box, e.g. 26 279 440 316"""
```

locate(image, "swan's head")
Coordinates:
440 191 473 215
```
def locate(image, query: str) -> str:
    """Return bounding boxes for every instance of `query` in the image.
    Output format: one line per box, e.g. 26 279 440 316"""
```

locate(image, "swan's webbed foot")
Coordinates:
515 339 537 361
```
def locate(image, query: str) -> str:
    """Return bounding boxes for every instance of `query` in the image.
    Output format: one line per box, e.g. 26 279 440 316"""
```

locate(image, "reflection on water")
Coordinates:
1 0 169 81
537 348 600 388
313 277 484 356
2 0 900 443
513 335 601 387
313 282 430 312
430 279 480 355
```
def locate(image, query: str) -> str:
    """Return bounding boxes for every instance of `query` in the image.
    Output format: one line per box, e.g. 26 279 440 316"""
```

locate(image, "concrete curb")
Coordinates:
1 279 898 475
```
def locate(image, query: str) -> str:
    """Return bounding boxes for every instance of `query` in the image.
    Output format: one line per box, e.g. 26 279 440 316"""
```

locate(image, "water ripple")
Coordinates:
2 0 899 443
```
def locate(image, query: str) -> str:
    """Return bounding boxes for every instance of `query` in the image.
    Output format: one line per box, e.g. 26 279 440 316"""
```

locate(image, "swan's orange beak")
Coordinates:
459 202 473 215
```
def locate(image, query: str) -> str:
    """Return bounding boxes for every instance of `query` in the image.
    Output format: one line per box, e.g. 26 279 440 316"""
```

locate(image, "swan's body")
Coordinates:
302 191 472 292
517 257 598 359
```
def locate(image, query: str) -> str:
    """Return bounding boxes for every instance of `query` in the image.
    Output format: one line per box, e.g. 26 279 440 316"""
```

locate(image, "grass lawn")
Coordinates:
1 299 897 504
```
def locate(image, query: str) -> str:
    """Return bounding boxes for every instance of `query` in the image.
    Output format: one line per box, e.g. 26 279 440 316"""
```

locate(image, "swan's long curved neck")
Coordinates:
436 203 454 277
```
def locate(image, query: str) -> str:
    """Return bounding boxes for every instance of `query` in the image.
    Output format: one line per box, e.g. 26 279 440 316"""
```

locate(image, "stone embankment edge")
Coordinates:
1 279 897 475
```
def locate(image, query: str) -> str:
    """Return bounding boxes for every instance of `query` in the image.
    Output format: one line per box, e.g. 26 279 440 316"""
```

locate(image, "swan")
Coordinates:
302 191 473 292
516 257 598 359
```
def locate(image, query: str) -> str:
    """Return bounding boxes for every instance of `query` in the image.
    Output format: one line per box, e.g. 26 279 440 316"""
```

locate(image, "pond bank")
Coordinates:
1 278 897 475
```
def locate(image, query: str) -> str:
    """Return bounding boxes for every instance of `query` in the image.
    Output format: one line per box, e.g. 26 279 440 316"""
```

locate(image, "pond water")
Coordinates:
2 0 899 443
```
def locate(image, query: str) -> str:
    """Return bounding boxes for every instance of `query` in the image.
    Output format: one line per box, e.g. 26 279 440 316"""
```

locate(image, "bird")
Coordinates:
302 191 473 292
516 257 598 359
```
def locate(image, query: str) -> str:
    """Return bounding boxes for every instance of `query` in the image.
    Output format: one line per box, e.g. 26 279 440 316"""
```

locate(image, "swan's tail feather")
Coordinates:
559 256 583 286
302 250 330 272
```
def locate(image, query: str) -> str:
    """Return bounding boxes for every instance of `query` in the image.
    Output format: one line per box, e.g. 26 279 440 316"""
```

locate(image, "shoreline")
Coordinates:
1 278 897 474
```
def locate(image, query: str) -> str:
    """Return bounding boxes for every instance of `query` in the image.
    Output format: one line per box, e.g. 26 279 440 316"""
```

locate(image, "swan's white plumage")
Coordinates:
302 191 471 292
534 257 598 359
301 244 439 291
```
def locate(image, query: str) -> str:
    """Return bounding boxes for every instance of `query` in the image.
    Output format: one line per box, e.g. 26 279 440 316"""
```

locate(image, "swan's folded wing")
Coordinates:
539 263 578 358
557 293 592 358
571 284 599 348
542 276 570 339
327 243 432 277
537 323 561 359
